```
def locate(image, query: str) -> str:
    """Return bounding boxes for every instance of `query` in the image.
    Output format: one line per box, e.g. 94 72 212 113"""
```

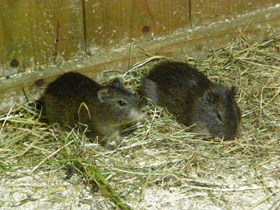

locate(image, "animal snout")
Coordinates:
138 101 147 113
140 105 147 113
223 132 238 140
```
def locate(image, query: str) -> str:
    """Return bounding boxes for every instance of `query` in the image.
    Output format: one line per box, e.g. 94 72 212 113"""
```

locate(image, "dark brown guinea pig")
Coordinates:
139 61 241 140
39 72 145 149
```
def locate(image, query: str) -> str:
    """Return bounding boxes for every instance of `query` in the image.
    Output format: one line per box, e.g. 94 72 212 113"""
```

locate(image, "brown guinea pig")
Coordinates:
139 61 241 140
39 72 146 149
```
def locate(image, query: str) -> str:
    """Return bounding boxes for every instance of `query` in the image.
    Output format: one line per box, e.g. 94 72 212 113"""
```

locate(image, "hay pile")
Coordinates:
0 38 279 210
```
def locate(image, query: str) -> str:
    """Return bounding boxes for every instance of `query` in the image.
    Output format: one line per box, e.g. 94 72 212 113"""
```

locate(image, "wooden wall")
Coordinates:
2 0 279 76
191 0 280 27
0 0 85 76
1 0 280 113
0 0 190 76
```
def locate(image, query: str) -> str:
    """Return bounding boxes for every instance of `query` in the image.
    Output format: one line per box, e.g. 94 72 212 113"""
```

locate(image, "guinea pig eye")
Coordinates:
216 112 223 123
118 100 127 106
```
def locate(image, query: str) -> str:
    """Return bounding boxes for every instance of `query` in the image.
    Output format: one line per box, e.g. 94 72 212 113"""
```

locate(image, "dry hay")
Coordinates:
0 37 279 210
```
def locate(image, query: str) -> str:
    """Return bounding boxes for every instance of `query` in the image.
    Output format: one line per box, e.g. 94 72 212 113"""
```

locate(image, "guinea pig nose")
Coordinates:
224 133 236 140
140 105 147 113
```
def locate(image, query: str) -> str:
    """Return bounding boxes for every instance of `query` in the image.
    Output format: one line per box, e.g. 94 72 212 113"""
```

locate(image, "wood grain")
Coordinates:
191 0 280 28
0 0 84 77
84 0 190 55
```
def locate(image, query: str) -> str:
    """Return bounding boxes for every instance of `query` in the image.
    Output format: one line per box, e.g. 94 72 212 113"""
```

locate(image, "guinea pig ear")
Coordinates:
111 78 125 89
97 89 113 103
231 86 238 96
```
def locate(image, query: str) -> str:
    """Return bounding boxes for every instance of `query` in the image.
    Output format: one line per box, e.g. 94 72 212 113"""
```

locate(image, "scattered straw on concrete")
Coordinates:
0 37 279 210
